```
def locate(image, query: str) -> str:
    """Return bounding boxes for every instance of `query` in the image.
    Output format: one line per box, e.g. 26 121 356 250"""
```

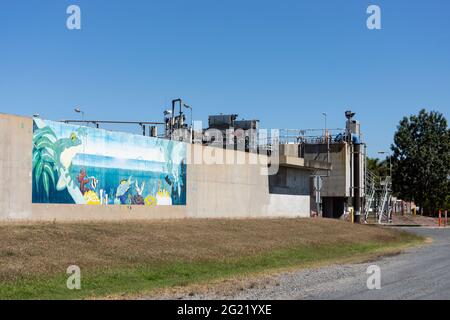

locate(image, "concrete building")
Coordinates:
0 112 329 221
303 142 366 219
302 112 366 220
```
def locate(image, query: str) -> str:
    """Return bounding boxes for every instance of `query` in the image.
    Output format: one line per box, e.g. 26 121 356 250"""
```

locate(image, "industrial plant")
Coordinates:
155 99 393 224
0 100 393 223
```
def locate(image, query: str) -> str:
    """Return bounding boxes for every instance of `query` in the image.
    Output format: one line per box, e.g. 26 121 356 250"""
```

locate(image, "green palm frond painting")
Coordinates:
32 126 58 199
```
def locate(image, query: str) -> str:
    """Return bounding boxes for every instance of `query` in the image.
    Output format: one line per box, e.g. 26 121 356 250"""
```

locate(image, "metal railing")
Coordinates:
255 128 345 146
378 176 393 224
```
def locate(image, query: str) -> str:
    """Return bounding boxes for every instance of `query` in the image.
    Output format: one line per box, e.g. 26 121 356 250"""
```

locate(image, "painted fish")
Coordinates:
116 176 133 198
90 176 99 190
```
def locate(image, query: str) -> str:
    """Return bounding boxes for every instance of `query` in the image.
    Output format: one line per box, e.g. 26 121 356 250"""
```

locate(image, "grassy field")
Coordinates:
0 218 424 299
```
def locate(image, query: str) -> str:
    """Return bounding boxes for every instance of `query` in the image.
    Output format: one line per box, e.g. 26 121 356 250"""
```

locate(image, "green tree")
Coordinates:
391 109 450 215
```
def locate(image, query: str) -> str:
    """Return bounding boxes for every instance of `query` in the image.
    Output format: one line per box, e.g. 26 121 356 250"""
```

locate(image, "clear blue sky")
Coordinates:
1 0 449 157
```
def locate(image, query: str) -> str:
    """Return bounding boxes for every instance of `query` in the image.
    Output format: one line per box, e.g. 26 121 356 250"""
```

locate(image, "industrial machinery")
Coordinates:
205 114 260 152
164 98 192 142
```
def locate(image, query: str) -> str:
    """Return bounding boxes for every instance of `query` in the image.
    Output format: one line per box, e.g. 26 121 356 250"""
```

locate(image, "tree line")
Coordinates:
368 109 450 216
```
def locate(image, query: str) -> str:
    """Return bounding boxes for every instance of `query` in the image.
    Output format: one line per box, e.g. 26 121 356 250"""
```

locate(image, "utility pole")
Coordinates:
322 112 330 164
378 151 392 177
184 104 193 143
74 107 85 122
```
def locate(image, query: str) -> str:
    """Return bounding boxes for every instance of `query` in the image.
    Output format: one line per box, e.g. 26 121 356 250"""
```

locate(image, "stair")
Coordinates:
378 176 392 224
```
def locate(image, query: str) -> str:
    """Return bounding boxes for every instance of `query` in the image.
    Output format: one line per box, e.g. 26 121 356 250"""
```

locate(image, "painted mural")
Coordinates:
32 119 186 206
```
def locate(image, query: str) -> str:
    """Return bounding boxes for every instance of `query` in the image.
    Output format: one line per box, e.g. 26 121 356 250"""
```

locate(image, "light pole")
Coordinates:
322 112 328 137
164 109 173 139
378 151 392 178
74 107 85 122
322 112 330 163
184 104 193 143
183 104 193 128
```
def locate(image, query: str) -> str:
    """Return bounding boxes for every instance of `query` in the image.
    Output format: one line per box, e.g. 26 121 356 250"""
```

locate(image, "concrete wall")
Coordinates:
0 113 33 219
0 113 311 221
303 142 366 218
269 167 310 196
303 143 365 198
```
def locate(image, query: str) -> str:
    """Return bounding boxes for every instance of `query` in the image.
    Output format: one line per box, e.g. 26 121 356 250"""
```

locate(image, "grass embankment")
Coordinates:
0 218 423 299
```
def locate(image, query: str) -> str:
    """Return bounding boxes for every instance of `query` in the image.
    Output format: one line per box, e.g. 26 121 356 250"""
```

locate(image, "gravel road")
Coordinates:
154 227 450 300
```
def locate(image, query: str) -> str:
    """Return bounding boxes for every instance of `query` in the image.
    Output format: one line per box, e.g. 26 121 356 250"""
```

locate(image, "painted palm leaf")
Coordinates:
32 125 59 200
42 171 50 198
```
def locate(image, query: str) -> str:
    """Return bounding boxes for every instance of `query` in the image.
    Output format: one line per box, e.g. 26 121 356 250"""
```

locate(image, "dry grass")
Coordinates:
0 218 417 283
391 213 441 226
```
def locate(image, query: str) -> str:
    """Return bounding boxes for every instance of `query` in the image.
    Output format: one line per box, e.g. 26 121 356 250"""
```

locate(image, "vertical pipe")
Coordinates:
171 100 175 139
150 126 157 137
354 143 361 223
349 142 353 215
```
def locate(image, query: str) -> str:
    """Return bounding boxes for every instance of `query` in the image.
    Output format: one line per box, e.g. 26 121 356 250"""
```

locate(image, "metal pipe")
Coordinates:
354 143 361 223
150 126 158 137
61 120 164 125
61 120 164 137
172 99 183 118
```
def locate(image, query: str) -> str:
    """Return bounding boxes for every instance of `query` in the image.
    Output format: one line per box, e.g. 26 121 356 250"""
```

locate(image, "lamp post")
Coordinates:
322 112 330 163
163 109 173 139
184 104 193 143
74 107 85 122
378 151 392 178
183 104 193 128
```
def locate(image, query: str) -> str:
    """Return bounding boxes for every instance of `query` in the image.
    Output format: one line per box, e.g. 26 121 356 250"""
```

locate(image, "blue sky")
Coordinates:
1 0 449 157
